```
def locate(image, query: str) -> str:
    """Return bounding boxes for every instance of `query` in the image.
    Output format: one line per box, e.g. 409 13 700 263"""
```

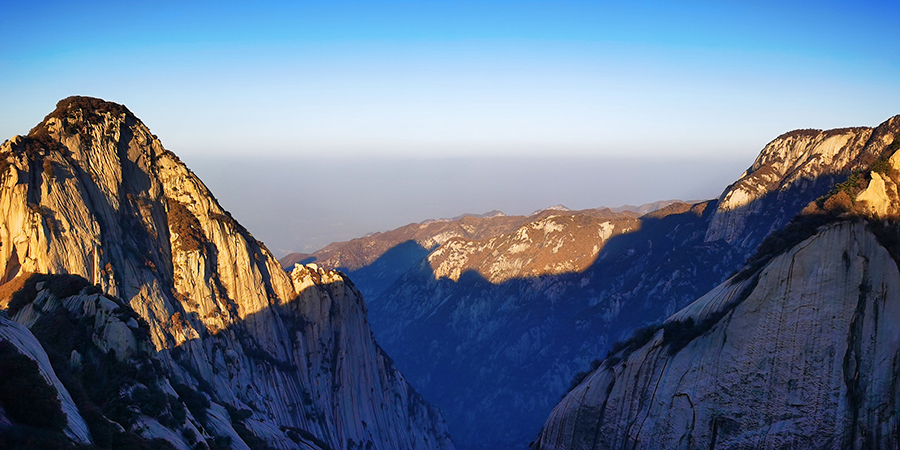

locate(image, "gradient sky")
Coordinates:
2 1 899 253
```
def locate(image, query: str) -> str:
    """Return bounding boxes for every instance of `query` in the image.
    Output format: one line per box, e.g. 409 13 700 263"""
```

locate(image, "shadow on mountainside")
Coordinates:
526 142 900 450
337 240 433 301
359 166 874 450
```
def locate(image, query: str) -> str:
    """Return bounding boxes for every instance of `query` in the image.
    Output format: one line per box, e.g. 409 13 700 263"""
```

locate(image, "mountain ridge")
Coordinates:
279 202 689 272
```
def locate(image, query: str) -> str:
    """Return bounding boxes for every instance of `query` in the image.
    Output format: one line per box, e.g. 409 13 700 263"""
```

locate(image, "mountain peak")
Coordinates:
28 96 135 138
532 204 570 215
0 97 455 449
704 118 900 248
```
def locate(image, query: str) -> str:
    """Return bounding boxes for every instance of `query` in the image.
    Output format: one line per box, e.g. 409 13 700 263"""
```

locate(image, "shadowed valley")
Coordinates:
282 118 900 450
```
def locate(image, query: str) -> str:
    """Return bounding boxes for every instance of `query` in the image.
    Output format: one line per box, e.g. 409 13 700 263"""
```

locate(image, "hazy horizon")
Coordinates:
3 1 898 256
185 154 751 256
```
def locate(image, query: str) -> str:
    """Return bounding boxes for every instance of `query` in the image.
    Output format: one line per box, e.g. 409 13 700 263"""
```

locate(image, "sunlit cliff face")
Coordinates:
0 96 455 450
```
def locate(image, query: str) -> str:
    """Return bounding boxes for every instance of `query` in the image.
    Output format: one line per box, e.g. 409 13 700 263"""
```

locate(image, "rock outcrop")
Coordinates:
532 128 900 449
0 313 92 445
533 220 900 449
706 117 900 251
0 96 453 449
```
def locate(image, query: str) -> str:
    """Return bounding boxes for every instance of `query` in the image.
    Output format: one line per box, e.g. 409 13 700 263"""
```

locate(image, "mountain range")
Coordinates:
282 116 900 449
4 95 900 450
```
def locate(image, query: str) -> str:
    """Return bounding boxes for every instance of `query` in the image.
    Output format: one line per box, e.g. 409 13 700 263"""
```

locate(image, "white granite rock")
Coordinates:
0 97 453 450
534 221 900 449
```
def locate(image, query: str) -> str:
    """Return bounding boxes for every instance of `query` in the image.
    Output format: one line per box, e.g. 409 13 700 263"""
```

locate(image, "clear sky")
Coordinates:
2 1 899 253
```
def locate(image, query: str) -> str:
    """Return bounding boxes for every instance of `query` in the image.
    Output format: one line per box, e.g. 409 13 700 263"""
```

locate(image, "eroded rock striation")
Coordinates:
533 221 900 449
0 96 453 449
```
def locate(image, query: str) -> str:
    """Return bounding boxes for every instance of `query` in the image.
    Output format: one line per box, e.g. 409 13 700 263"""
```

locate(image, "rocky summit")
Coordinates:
0 96 453 449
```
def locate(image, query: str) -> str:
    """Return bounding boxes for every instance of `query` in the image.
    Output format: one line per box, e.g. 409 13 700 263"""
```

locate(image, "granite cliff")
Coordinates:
706 123 896 251
532 123 900 449
0 96 453 449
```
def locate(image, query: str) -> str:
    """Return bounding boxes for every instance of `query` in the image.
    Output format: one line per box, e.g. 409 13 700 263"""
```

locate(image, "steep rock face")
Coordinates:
534 220 900 449
0 97 453 449
855 140 900 217
0 314 92 444
533 132 900 450
706 117 900 251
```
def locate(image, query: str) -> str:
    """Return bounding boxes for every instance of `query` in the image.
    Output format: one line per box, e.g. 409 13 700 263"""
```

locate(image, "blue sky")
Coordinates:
2 1 899 252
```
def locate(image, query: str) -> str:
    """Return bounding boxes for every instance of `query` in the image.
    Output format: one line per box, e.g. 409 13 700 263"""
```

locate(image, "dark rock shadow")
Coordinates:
341 240 432 302
360 166 874 450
